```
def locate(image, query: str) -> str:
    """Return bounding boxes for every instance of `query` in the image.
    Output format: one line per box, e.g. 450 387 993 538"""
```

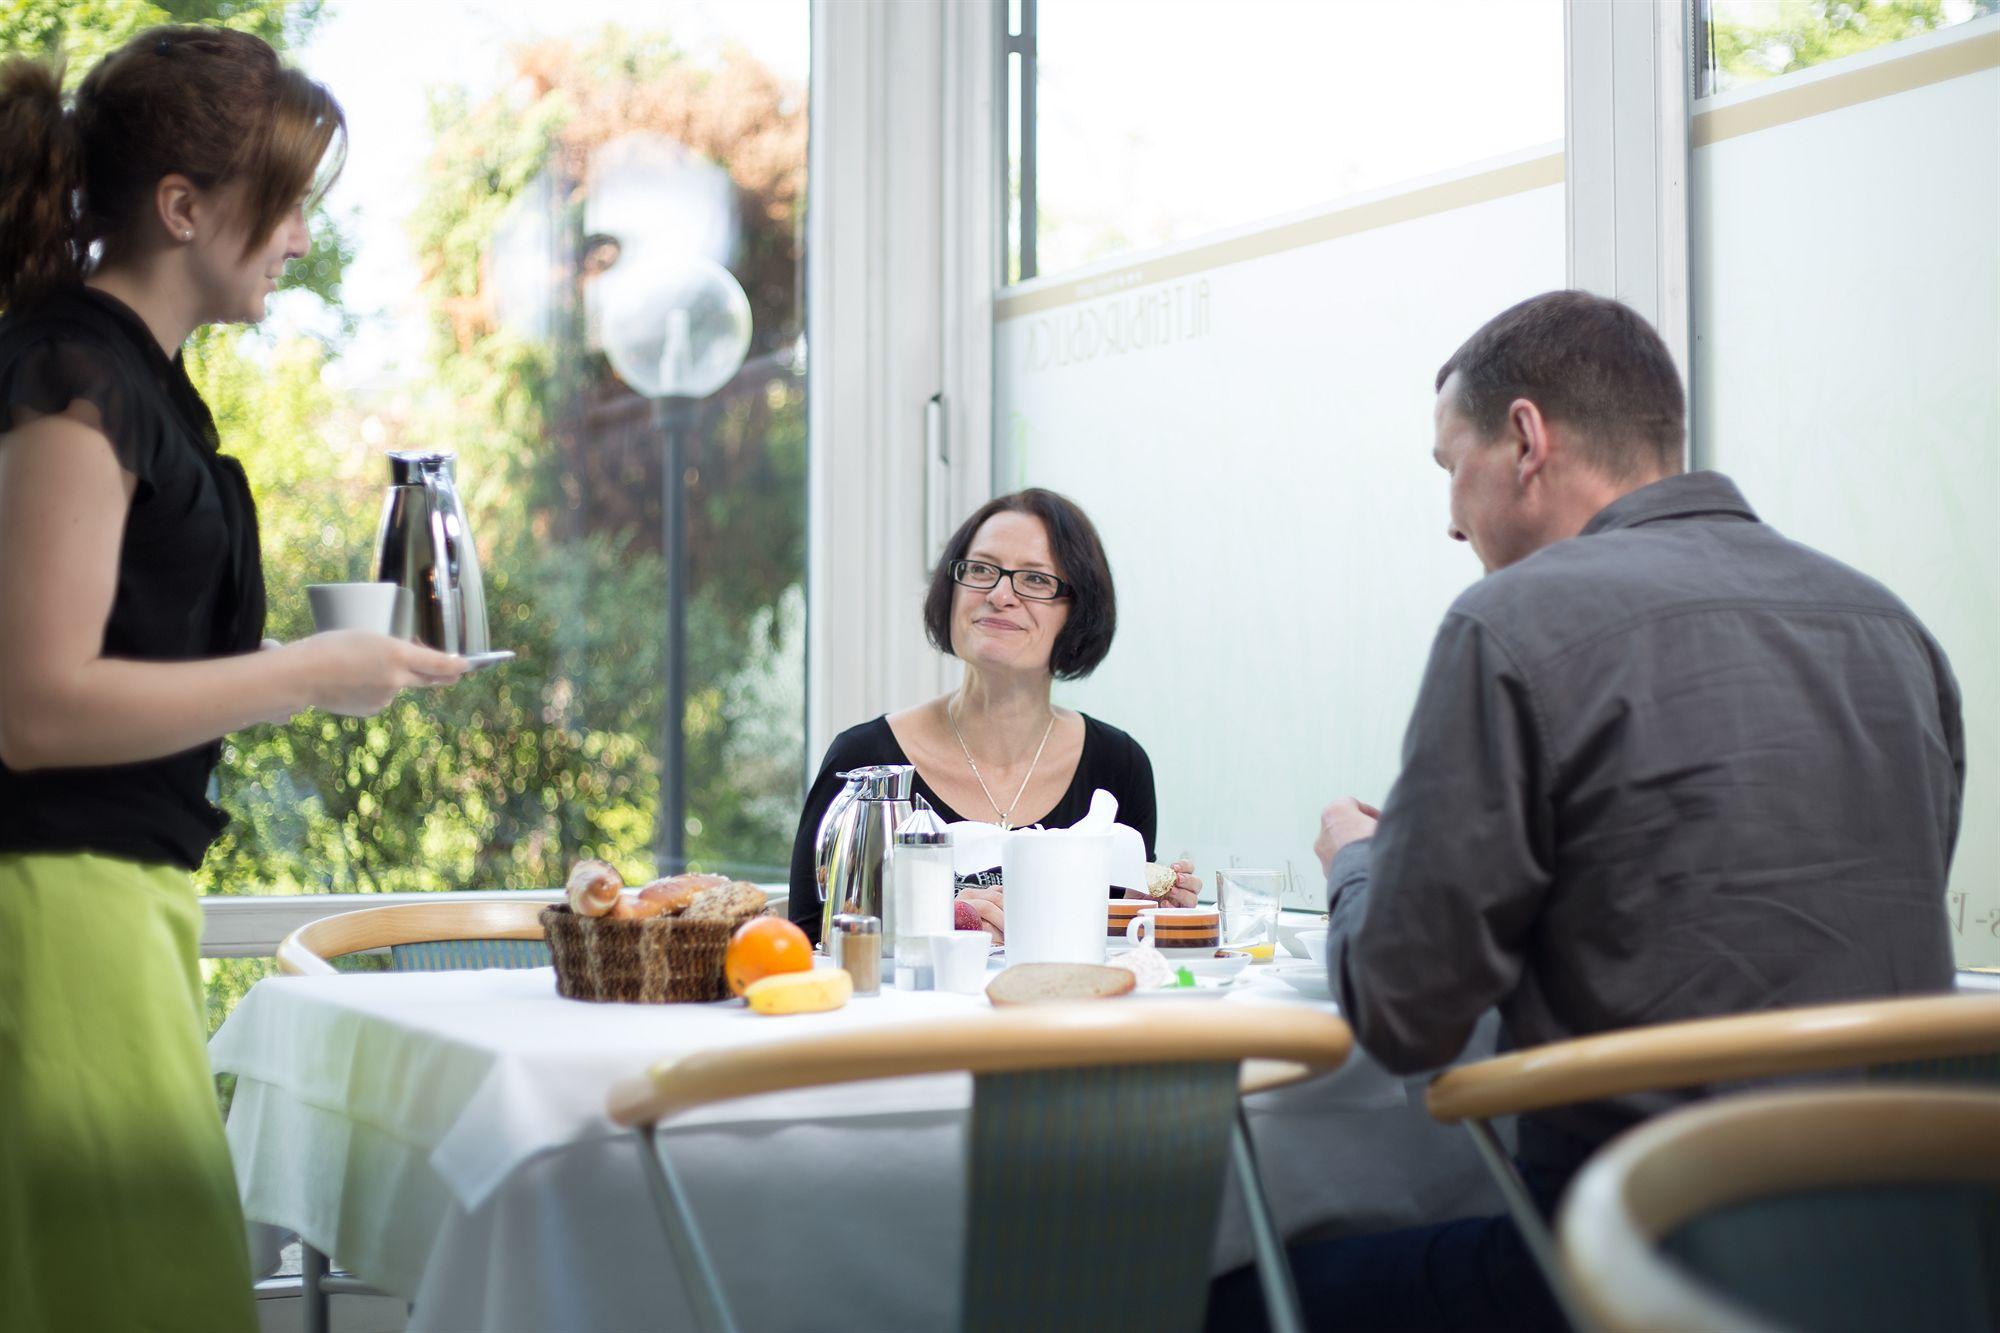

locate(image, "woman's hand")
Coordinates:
281 631 468 718
956 885 1004 944
1124 859 1201 908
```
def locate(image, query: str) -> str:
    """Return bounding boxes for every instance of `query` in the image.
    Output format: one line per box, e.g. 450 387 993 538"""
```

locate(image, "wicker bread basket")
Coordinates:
540 904 767 1003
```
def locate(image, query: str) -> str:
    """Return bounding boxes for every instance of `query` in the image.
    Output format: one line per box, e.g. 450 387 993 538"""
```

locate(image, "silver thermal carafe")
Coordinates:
816 765 915 950
373 450 490 654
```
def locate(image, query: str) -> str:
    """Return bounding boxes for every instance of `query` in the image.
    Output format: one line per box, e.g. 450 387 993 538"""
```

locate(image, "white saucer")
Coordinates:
1110 947 1249 981
1269 961 1333 1002
1134 973 1252 999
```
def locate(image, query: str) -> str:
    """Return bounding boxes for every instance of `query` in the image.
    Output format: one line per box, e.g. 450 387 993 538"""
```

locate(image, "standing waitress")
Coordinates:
0 28 465 1333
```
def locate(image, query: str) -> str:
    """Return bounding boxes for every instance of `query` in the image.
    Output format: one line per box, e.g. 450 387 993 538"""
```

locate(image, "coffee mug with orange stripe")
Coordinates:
1124 907 1221 958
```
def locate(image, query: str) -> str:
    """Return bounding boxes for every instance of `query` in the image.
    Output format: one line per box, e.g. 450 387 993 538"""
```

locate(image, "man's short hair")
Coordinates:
1436 291 1686 476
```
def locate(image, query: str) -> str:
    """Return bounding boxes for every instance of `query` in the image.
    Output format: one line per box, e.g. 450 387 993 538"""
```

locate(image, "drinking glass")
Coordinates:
1215 868 1287 952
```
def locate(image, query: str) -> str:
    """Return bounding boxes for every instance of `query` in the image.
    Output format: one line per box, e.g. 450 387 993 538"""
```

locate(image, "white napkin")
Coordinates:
946 788 1150 891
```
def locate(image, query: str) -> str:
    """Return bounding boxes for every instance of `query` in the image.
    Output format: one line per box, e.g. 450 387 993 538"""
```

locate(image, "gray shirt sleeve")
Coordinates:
1325 612 1556 1074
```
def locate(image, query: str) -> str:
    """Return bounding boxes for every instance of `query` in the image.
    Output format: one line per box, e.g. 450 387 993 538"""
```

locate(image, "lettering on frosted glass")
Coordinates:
1025 279 1212 371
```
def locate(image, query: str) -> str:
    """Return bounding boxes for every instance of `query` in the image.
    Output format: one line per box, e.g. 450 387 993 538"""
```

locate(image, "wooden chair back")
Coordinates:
275 899 551 977
609 1003 1353 1333
1422 993 2000 1332
1426 994 2000 1124
1559 1086 2000 1333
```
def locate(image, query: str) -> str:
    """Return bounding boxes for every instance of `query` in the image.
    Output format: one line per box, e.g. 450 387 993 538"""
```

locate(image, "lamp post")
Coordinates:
599 256 752 873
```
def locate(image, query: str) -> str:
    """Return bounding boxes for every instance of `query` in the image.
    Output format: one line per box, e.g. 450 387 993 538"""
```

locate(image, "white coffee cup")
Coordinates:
1124 906 1224 960
308 583 410 637
928 930 992 995
1000 827 1111 966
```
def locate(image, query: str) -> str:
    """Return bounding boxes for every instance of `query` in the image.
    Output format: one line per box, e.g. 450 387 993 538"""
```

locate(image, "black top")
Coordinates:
1325 472 1960 1177
788 713 1159 943
0 286 267 871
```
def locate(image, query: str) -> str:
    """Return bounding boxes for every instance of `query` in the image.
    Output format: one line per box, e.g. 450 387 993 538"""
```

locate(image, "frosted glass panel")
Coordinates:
1017 0 1565 281
995 155 1565 906
1693 35 2000 965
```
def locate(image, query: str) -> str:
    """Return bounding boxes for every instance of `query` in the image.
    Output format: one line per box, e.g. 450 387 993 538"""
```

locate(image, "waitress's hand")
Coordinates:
284 631 468 718
956 885 1005 944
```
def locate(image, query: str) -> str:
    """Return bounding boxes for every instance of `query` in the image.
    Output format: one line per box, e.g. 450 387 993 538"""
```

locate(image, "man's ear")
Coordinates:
1508 397 1552 483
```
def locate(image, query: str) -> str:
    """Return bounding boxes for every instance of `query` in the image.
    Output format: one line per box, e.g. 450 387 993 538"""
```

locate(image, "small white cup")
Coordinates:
928 930 992 995
308 582 410 637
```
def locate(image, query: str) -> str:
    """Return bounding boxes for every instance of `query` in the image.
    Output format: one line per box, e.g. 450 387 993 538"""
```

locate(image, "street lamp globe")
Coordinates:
599 254 752 400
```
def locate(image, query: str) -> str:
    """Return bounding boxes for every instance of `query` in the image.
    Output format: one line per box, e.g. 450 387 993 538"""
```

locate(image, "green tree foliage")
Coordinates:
190 22 807 909
1707 0 1997 91
16 8 810 1051
0 0 320 69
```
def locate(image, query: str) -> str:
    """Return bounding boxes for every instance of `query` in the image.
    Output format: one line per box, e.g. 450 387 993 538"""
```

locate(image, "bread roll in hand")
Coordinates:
566 859 624 918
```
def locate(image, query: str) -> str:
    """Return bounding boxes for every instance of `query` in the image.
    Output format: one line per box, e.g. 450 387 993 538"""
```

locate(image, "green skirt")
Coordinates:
0 852 256 1333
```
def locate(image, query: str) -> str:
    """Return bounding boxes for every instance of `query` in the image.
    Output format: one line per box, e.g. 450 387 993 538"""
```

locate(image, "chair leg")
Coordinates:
636 1127 740 1333
1232 1106 1307 1333
301 1241 330 1333
1461 1119 1593 1333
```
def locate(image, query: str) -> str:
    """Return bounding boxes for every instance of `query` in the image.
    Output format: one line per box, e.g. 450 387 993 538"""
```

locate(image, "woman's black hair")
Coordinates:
923 488 1116 680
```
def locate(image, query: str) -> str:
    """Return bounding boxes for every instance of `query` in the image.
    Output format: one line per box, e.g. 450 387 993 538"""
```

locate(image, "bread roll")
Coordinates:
984 963 1136 1006
637 873 729 917
566 859 624 918
682 881 769 922
618 893 672 920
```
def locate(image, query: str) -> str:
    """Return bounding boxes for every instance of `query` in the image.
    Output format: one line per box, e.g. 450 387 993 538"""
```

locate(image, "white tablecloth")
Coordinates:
210 964 1504 1332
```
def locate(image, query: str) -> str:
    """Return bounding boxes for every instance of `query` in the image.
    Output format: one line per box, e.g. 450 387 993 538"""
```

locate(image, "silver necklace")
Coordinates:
947 698 1057 830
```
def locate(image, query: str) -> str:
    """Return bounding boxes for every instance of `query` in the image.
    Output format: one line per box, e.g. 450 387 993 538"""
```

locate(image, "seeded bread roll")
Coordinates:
1142 862 1177 899
682 880 769 922
637 873 728 917
984 963 1136 1006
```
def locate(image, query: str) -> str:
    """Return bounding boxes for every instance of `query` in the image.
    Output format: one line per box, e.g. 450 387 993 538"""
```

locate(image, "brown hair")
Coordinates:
1436 290 1686 477
0 26 345 311
924 489 1118 681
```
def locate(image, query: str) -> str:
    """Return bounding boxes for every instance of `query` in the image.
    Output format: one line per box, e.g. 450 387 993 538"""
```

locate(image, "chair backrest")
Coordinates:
1558 1087 2000 1333
1425 994 2000 1124
609 1003 1353 1333
962 1059 1242 1332
275 899 552 976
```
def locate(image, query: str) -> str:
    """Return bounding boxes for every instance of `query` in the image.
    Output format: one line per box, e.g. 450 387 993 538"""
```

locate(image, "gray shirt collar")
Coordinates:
1581 470 1760 537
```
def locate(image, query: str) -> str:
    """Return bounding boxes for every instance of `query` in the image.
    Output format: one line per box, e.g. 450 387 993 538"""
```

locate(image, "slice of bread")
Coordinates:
985 962 1137 1006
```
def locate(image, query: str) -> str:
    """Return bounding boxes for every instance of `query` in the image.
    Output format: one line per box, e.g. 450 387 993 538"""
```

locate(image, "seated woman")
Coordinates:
788 488 1196 944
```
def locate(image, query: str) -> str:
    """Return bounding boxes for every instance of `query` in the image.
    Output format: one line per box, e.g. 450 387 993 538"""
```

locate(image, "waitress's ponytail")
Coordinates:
0 56 83 312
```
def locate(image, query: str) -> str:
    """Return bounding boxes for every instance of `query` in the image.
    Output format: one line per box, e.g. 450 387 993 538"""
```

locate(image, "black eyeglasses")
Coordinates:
950 559 1072 601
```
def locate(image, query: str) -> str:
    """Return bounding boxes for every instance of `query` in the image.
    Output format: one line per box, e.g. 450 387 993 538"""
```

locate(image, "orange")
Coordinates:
725 916 813 997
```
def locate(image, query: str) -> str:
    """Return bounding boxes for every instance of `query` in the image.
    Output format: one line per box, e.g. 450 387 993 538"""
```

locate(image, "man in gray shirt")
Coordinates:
1210 292 1961 1333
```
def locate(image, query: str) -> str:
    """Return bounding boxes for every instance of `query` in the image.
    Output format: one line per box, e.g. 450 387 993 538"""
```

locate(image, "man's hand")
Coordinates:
1315 798 1382 877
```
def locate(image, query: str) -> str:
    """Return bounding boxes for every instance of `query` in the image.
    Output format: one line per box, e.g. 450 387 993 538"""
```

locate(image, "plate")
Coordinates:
1133 973 1251 999
1186 948 1251 980
1269 961 1333 1002
1277 916 1329 960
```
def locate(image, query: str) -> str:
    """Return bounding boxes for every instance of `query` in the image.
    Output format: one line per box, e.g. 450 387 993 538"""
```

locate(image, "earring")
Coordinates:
182 231 193 241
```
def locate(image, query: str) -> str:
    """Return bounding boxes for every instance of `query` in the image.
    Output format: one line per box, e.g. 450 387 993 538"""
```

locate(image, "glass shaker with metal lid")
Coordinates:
890 796 953 983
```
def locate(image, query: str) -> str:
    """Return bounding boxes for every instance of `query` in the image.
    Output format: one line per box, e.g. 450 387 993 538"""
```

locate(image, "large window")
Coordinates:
1690 7 2000 967
1699 0 1997 95
993 1 1565 904
4 0 810 1021
1004 0 1564 283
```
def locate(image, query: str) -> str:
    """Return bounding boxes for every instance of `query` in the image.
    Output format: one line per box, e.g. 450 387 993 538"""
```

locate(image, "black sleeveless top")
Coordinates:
787 713 1160 943
0 286 267 870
